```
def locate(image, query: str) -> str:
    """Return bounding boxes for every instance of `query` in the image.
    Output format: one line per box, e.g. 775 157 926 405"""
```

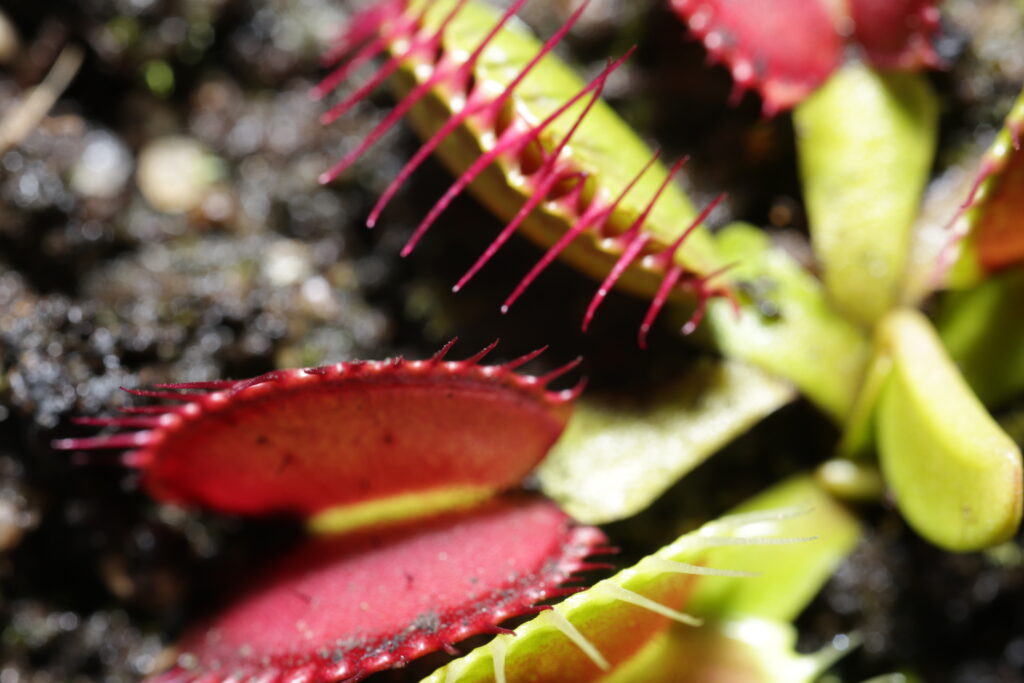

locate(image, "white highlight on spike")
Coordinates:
544 609 609 671
642 556 759 579
598 582 702 627
490 635 509 683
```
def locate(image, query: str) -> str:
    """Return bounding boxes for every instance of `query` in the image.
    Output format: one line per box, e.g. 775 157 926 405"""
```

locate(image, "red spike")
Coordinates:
587 545 621 556
580 155 688 330
321 0 407 67
120 387 202 402
546 586 587 598
503 149 663 312
72 416 164 429
561 377 588 402
573 562 617 572
681 291 708 336
453 171 576 293
680 263 735 335
319 0 449 117
480 625 517 635
52 432 154 451
454 70 607 292
463 339 500 365
431 337 460 363
313 33 391 101
366 0 591 228
442 643 460 656
501 183 597 312
583 233 650 331
639 266 684 349
320 0 523 182
400 48 636 256
536 357 583 386
660 193 726 265
502 346 548 371
519 604 554 615
116 405 181 415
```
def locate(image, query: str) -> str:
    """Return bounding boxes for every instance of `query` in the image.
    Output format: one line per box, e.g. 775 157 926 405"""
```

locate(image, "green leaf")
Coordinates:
538 358 794 524
686 476 862 623
876 309 1023 551
422 477 860 683
704 223 870 422
795 64 938 327
938 267 1024 408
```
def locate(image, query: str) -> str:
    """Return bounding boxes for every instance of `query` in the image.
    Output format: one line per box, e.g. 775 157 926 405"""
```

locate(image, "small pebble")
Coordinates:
136 136 220 214
70 130 133 199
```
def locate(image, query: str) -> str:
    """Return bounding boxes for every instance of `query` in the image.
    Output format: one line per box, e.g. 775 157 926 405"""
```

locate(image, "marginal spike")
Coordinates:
546 585 588 598
431 337 460 363
661 193 727 268
544 609 609 671
501 181 597 312
480 625 517 635
320 0 463 124
638 265 684 349
320 0 406 67
491 635 509 683
463 339 500 365
72 416 163 429
116 405 183 415
582 233 650 331
559 376 588 402
502 346 548 371
641 555 758 578
450 169 573 293
598 582 703 627
705 504 815 531
400 49 636 256
582 155 689 330
536 356 583 386
52 431 154 451
367 0 591 227
572 562 617 572
313 32 391 101
675 535 818 553
120 387 202 402
320 0 525 183
453 171 582 291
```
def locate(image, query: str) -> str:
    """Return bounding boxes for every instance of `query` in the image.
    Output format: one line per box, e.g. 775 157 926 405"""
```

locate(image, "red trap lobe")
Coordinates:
670 0 941 113
54 346 578 521
151 496 608 683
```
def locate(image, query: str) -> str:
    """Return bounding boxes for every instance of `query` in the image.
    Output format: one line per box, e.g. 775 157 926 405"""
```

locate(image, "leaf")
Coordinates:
876 309 1023 551
937 267 1024 408
795 63 938 327
946 88 1024 286
538 358 794 524
151 497 607 683
423 476 861 683
704 223 871 422
686 476 862 622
